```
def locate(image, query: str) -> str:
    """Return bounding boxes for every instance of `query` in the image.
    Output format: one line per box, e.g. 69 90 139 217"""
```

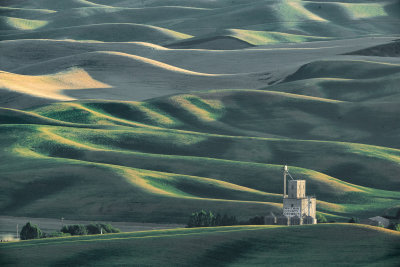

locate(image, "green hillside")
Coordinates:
0 0 399 265
1 224 399 266
1 0 399 45
1 85 399 223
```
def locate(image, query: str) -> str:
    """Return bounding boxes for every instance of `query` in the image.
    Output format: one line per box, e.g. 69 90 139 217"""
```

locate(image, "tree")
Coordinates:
348 217 359 223
85 224 102 235
20 222 42 240
61 224 88 236
316 213 328 223
187 210 216 228
388 223 400 231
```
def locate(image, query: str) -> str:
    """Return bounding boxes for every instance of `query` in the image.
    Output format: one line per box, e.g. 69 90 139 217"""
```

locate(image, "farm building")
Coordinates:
360 216 390 228
266 165 317 225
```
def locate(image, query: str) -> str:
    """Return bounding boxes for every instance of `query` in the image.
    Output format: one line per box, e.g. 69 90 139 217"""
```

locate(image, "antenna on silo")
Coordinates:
283 165 288 198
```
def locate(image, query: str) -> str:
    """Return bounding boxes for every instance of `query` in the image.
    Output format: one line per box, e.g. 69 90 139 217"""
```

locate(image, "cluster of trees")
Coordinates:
390 223 400 231
61 223 120 236
348 217 359 223
20 222 42 240
187 210 291 227
316 213 328 223
187 210 238 228
19 222 120 240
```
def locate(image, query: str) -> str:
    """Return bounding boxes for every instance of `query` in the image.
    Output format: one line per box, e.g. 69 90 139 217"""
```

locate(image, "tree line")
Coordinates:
186 210 238 227
19 222 120 240
186 210 281 227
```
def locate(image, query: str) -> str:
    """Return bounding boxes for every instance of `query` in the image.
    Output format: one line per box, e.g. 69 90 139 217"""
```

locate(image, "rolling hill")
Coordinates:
0 0 400 265
346 39 400 57
1 224 399 266
0 88 399 223
0 0 399 223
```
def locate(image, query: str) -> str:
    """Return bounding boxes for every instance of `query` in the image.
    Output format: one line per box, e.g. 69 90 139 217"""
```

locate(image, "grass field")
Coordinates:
0 0 399 225
0 0 399 265
1 224 399 266
0 87 399 223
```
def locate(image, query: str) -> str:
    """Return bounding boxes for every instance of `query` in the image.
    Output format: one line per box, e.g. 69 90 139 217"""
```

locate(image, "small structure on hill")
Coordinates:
266 165 317 225
360 216 390 228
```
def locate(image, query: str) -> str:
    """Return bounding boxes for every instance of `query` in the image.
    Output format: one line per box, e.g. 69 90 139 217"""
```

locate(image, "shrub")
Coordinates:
20 222 42 240
316 213 328 223
388 223 400 231
348 217 359 223
61 224 88 236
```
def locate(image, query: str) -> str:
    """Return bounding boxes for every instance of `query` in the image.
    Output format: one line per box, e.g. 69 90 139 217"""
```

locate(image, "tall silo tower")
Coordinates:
282 165 317 224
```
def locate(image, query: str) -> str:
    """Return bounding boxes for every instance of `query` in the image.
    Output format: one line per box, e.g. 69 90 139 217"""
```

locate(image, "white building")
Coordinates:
283 179 317 224
278 165 317 225
265 165 317 225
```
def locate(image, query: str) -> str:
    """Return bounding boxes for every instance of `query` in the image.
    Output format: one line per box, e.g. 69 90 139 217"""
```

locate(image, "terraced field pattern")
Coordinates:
0 0 400 265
